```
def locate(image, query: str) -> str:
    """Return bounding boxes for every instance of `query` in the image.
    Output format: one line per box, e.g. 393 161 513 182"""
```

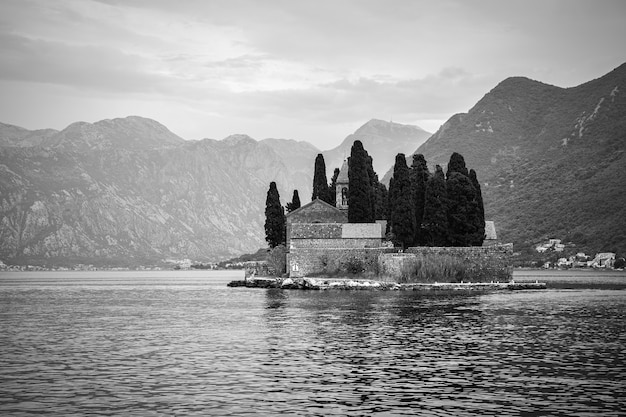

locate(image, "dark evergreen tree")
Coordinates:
264 181 285 248
347 140 374 223
286 189 301 213
390 154 416 249
373 182 388 220
386 176 396 234
311 154 332 204
364 153 387 220
328 167 340 207
469 169 486 245
446 172 478 246
446 152 469 179
410 153 430 245
422 165 449 246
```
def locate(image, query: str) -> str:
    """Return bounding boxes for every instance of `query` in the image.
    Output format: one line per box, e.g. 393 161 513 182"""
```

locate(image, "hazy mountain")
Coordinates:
323 119 431 177
2 63 624 266
0 120 314 266
47 116 186 151
398 63 626 254
260 137 320 200
0 122 58 147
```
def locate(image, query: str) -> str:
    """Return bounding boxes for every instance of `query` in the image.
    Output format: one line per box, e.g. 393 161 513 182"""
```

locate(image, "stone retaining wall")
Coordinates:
288 247 395 278
378 244 513 282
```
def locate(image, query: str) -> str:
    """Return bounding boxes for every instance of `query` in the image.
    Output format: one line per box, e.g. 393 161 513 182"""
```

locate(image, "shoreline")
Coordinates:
228 277 547 291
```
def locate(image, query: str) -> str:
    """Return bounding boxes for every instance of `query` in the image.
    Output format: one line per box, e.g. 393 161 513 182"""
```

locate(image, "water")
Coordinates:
1 270 625 416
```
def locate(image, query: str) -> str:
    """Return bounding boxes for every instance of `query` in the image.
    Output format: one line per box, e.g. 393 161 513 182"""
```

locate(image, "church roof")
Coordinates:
285 198 343 218
336 160 349 183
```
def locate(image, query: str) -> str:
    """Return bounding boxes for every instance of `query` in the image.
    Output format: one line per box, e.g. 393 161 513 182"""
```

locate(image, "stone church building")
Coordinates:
285 160 388 278
284 160 498 278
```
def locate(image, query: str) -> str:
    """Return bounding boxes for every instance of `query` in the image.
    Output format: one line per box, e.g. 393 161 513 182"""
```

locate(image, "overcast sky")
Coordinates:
1 0 624 149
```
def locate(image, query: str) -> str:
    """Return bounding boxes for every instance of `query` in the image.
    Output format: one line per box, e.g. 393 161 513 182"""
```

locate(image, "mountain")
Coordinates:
0 122 58 147
323 119 431 177
400 63 626 255
47 116 186 151
0 119 315 266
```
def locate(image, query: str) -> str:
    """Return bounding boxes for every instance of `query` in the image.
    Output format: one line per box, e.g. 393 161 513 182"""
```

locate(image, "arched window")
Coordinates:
341 187 348 206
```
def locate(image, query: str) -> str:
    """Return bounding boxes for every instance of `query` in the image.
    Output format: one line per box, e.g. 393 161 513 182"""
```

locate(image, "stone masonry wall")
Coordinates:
378 244 513 282
286 202 347 245
291 224 343 239
288 247 395 278
291 238 384 249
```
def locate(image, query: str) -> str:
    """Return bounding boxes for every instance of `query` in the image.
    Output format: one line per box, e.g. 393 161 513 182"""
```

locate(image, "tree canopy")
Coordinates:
410 153 430 245
286 189 301 213
348 140 374 223
312 154 333 204
390 153 416 249
264 181 285 248
446 152 469 178
422 165 449 246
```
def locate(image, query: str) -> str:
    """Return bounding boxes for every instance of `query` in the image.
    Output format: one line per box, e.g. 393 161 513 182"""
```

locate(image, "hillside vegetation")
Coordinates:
408 64 626 255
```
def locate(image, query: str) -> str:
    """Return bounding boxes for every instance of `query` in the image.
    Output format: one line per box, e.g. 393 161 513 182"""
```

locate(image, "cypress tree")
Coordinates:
373 182 388 220
264 181 285 248
446 172 477 246
390 153 416 249
364 153 387 220
286 189 301 213
328 167 340 207
446 152 469 179
469 169 486 245
312 154 332 204
410 153 430 245
348 140 373 223
422 165 449 246
386 176 396 234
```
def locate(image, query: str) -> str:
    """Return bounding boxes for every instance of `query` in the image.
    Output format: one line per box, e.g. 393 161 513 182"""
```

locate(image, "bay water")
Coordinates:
1 270 624 416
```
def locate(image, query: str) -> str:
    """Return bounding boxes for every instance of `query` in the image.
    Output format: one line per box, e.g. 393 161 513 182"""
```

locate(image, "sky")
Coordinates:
1 0 625 150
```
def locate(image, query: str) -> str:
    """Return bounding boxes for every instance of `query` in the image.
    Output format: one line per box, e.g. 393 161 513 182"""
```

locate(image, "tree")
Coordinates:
312 154 332 204
390 153 416 249
446 171 478 246
410 153 430 245
422 165 449 246
364 153 387 220
264 181 285 248
386 176 396 235
348 140 374 223
286 189 301 213
446 152 469 179
373 182 388 220
469 169 485 245
328 167 340 207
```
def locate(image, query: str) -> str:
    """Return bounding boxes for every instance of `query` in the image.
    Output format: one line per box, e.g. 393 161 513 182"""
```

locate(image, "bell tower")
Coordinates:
335 159 349 211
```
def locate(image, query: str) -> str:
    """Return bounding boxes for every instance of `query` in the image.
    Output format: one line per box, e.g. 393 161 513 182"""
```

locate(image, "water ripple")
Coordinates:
1 273 624 416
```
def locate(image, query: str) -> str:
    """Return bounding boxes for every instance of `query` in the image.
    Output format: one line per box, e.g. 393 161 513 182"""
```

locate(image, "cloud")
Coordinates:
1 0 625 149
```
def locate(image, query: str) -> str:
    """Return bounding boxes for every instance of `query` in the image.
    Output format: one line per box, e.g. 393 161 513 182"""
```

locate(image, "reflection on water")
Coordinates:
1 271 625 416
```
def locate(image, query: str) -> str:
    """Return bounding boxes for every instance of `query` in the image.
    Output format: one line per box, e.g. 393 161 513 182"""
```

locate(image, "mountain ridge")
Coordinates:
1 63 624 265
404 62 626 255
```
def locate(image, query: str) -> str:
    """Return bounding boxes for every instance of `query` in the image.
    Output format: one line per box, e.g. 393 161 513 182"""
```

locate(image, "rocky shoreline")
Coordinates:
227 277 546 291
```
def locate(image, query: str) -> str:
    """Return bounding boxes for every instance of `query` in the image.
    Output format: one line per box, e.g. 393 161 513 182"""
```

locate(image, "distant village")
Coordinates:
533 239 622 269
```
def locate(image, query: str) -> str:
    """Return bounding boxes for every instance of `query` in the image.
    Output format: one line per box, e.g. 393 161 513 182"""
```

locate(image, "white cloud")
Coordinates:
0 0 625 148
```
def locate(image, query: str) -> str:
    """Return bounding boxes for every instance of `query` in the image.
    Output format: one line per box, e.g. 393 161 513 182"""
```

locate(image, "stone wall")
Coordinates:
286 200 347 245
288 247 395 278
378 244 513 282
291 223 343 239
342 223 386 238
291 238 384 249
287 201 347 224
288 222 387 277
